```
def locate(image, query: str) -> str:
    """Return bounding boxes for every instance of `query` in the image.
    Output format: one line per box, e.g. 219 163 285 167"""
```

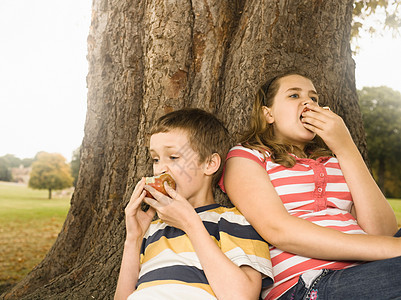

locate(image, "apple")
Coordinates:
144 173 176 198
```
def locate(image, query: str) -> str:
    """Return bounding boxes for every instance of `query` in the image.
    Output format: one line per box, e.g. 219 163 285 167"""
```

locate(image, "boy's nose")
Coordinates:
154 163 168 176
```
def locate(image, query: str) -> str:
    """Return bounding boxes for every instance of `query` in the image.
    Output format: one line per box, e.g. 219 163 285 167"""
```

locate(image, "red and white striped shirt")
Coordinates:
219 145 365 299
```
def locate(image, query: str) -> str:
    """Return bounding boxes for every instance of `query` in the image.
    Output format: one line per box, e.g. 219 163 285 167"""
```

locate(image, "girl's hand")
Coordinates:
125 178 156 243
144 182 198 231
301 103 353 155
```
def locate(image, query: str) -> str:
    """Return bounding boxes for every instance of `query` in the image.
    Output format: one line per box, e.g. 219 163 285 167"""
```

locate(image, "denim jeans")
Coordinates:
279 229 401 300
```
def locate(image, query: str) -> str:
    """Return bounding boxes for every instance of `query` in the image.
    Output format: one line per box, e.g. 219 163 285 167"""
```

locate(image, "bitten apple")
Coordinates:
144 174 176 198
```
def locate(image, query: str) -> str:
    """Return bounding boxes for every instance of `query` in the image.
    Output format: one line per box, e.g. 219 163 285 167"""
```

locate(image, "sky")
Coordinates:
0 1 400 161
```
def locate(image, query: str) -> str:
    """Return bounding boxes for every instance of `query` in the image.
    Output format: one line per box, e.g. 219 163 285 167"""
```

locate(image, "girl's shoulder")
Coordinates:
227 144 271 165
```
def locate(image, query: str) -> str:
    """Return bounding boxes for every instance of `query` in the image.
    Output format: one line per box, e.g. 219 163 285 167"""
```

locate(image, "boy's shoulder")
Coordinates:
197 204 254 228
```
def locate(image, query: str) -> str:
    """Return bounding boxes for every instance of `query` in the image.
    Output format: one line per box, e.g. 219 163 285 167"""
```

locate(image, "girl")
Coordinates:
220 72 401 299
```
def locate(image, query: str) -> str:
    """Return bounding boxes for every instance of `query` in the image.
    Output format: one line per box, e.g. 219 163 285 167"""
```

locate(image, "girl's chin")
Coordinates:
300 130 316 142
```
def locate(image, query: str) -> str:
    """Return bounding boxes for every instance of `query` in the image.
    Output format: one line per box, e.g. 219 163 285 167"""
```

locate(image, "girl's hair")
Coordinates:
150 108 233 188
239 71 333 167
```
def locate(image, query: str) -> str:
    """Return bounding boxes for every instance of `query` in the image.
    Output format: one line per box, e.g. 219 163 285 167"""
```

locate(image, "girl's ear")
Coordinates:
204 153 221 176
262 106 274 124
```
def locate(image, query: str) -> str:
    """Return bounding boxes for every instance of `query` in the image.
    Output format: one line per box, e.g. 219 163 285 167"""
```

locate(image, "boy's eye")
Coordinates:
169 156 179 160
289 94 299 98
311 97 318 102
152 158 159 163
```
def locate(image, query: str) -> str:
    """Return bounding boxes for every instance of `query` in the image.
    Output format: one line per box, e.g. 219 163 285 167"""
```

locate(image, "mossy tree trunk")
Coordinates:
3 0 365 299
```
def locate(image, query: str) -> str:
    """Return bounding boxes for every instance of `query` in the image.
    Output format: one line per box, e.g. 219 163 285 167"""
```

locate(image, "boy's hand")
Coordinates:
125 178 156 243
144 182 198 231
301 103 354 155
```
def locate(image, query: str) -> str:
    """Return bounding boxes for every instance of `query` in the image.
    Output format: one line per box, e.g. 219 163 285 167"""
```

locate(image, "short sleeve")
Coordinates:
218 207 274 288
218 145 268 193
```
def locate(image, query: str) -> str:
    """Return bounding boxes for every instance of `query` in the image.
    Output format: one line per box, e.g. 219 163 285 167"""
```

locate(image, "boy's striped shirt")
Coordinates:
129 203 273 299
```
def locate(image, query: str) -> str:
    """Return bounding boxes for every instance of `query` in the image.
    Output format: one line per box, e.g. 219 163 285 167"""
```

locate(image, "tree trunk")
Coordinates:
3 0 366 299
48 188 52 200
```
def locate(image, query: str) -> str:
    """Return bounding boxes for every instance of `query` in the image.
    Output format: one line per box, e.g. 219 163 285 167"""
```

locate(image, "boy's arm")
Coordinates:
114 241 142 300
185 216 263 300
144 185 264 300
114 179 155 300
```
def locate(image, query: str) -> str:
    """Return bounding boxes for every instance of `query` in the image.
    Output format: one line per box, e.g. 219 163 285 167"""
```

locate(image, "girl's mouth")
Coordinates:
300 107 310 120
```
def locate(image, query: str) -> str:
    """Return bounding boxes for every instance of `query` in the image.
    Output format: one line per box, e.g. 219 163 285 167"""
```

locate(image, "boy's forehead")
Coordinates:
149 129 191 149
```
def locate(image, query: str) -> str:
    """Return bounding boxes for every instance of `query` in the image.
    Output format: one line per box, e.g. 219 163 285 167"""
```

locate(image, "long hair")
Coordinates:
239 72 333 167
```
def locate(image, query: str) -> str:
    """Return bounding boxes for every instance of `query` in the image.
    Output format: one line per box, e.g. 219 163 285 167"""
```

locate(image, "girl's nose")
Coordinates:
302 99 313 106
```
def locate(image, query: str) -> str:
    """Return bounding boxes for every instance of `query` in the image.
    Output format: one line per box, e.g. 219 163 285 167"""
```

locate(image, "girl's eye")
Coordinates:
311 97 318 102
289 94 299 98
152 158 159 163
170 156 179 160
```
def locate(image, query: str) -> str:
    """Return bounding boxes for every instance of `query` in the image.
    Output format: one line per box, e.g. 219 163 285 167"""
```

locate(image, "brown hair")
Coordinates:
240 72 333 167
150 108 233 187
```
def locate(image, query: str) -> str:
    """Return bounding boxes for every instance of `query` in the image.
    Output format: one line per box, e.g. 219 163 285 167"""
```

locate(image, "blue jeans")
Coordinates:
279 229 401 300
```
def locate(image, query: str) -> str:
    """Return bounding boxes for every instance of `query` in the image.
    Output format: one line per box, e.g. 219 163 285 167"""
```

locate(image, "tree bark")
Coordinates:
3 0 366 299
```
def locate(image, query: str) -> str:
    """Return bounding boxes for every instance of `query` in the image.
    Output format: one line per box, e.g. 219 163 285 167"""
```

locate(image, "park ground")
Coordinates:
0 181 400 295
0 181 71 294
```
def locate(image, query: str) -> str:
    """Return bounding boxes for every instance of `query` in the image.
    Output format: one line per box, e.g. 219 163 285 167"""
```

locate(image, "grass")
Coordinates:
0 181 71 294
388 198 401 228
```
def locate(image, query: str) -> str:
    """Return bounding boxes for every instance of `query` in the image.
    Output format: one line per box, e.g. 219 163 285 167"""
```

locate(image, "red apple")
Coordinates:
144 174 176 198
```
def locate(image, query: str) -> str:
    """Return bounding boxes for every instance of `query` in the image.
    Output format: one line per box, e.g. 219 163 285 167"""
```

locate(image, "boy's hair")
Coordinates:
239 71 333 167
150 108 232 187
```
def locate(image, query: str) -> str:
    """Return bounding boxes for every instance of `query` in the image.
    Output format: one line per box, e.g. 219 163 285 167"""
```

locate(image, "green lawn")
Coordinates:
388 198 401 228
0 181 71 293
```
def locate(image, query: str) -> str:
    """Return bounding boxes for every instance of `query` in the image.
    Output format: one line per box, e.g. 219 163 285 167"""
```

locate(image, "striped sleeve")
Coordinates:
218 207 274 288
219 145 268 193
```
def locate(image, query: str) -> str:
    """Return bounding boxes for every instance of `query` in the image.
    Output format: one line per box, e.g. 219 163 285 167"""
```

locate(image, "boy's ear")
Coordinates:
204 153 221 176
262 106 274 124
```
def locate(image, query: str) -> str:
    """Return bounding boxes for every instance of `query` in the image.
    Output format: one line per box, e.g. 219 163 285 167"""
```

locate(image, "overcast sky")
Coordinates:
0 1 400 161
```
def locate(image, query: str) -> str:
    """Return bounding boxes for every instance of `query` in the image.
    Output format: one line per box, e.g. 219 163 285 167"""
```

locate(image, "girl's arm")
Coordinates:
114 179 155 300
144 184 263 300
224 156 401 261
302 104 398 235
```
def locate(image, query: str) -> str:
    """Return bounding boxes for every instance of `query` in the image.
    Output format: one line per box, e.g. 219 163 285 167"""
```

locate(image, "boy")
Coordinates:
114 108 273 300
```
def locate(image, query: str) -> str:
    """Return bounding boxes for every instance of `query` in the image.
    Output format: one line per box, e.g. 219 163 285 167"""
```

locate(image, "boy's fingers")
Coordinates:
145 206 156 218
130 178 145 200
144 185 173 205
164 181 179 199
144 196 161 209
125 190 146 213
144 193 173 211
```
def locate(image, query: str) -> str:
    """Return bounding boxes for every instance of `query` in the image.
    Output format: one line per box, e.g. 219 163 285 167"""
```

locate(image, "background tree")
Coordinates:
3 1 394 299
0 154 21 182
0 158 12 182
70 146 81 187
352 0 401 40
28 152 73 199
21 157 35 168
351 0 401 38
359 86 401 197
